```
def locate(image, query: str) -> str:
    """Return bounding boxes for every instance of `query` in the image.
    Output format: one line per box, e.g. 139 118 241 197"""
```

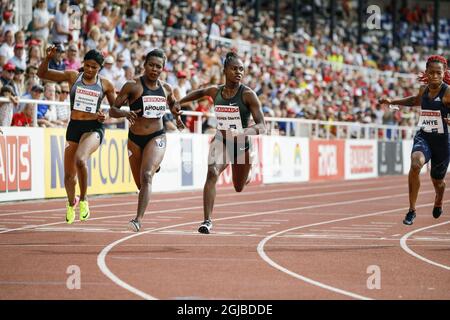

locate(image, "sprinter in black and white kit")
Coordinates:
175 51 266 234
109 49 183 232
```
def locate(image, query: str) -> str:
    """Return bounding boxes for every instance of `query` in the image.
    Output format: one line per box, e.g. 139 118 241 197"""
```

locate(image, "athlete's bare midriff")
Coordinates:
129 117 164 136
70 109 100 121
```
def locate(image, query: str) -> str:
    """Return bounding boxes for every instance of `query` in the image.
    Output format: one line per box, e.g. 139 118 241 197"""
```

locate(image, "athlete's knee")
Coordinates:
75 157 88 169
432 178 446 189
410 158 424 173
141 170 154 185
64 173 76 184
437 180 446 189
206 166 220 181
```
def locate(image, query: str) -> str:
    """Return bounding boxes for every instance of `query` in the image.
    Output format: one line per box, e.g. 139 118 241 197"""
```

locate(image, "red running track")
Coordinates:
0 175 449 300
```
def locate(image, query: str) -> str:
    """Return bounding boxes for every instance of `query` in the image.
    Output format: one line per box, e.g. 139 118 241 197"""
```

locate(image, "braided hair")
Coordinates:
418 55 450 85
223 51 239 69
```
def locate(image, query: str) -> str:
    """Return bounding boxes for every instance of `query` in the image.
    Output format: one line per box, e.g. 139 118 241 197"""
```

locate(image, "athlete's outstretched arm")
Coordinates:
37 45 78 86
98 78 116 122
109 81 139 126
177 86 218 105
242 88 266 136
379 86 426 107
163 82 185 130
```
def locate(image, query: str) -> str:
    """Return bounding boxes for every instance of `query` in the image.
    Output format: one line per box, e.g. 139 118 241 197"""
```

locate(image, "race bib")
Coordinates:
214 105 243 131
142 95 166 118
418 110 444 133
73 87 100 114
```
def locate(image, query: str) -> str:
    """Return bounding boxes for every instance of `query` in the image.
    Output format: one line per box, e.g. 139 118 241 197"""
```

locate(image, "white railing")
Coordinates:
261 116 415 140
0 97 206 134
1 97 417 140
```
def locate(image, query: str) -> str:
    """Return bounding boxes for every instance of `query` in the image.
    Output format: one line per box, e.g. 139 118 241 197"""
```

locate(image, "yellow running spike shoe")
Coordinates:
79 200 90 221
66 203 76 224
66 196 79 224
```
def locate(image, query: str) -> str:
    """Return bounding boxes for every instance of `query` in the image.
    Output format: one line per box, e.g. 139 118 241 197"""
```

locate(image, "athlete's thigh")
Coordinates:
411 133 431 164
231 150 252 187
128 139 142 188
140 134 167 175
207 136 230 176
76 132 102 158
429 138 450 180
208 136 229 167
64 141 79 175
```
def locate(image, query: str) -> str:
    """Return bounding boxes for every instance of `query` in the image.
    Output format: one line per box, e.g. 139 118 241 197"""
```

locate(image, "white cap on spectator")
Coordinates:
105 56 114 64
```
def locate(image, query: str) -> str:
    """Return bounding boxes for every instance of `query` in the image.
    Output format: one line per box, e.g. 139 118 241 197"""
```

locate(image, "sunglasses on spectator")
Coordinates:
61 90 69 94
56 91 61 94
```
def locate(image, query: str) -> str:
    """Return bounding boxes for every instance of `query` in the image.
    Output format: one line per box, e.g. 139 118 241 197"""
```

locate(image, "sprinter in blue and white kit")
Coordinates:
38 47 116 225
380 55 450 225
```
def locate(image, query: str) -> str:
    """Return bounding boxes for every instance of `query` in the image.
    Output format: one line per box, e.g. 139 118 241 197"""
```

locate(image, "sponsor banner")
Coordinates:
262 136 309 184
216 135 263 187
402 139 428 175
0 127 44 202
378 141 403 176
44 128 136 198
309 140 345 181
345 140 378 180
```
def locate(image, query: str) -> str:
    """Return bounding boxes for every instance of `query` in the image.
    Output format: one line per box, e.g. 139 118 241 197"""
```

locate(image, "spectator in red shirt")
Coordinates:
12 103 34 127
85 0 104 34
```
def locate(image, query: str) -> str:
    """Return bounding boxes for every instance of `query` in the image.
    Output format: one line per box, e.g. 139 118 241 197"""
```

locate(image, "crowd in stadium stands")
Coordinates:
0 0 448 137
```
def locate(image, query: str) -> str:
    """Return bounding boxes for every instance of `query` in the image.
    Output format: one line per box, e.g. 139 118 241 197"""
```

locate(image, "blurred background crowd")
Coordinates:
0 0 449 137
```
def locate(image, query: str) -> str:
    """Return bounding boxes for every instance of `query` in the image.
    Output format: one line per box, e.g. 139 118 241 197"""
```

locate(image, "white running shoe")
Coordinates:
198 219 212 234
129 219 141 232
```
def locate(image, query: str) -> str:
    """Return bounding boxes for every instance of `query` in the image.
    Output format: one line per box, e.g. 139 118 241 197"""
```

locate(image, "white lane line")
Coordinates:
257 200 450 300
371 222 398 225
400 221 450 271
0 178 399 217
239 221 281 225
0 221 29 225
309 229 384 234
2 241 448 248
97 188 442 300
214 227 261 230
0 182 411 235
351 224 393 228
0 281 114 286
110 256 259 262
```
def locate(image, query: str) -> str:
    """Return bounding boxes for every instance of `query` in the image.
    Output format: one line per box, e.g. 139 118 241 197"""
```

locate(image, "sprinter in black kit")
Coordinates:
175 51 266 234
380 55 450 225
109 49 184 232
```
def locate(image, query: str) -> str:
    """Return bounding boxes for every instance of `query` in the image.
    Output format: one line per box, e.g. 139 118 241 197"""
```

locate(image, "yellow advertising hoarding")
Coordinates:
44 128 136 198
